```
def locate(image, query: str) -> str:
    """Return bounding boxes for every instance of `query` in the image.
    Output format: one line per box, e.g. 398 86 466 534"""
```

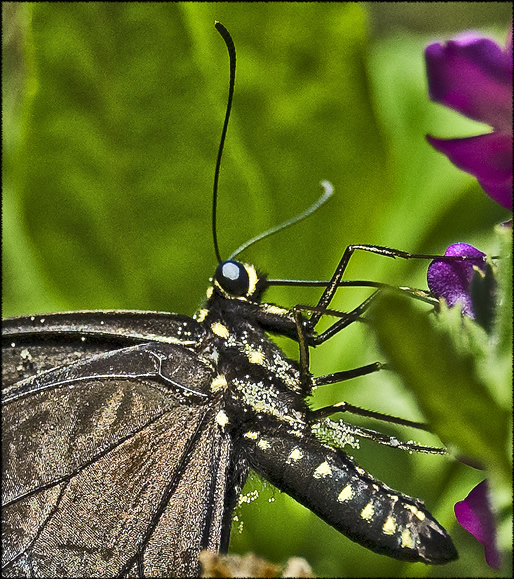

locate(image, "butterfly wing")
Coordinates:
2 312 241 577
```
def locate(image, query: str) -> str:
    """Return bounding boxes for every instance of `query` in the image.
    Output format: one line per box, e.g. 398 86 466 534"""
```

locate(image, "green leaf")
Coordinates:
373 292 510 484
493 224 513 359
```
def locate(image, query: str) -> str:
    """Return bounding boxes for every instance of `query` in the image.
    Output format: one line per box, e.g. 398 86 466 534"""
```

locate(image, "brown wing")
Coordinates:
2 318 241 577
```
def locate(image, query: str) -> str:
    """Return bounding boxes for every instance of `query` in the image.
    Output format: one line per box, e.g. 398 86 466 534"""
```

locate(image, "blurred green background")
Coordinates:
2 3 511 577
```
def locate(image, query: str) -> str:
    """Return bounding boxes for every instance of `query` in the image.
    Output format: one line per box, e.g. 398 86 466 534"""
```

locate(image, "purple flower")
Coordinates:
427 242 486 318
455 480 501 569
425 29 513 210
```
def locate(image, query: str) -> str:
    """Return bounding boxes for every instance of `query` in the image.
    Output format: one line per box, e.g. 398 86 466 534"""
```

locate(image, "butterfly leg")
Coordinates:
292 293 384 397
307 244 486 330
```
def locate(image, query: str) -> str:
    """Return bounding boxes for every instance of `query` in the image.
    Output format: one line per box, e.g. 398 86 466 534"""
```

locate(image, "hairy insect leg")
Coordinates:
307 397 448 455
292 294 384 396
310 401 430 431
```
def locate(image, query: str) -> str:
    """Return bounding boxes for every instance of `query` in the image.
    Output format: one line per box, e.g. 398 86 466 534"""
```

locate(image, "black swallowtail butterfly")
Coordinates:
2 21 459 577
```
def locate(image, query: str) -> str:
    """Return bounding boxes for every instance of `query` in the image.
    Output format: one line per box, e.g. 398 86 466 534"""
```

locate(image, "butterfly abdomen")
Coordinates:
244 427 458 565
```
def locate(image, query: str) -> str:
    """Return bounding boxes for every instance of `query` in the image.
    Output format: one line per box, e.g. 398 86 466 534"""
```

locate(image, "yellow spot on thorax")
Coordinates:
247 349 265 365
211 375 228 392
263 304 288 316
257 439 271 450
215 410 229 428
195 309 209 322
211 322 229 338
289 429 304 438
243 431 259 440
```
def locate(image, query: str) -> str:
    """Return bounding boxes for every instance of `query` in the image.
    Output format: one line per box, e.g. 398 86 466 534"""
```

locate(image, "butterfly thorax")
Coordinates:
193 261 309 435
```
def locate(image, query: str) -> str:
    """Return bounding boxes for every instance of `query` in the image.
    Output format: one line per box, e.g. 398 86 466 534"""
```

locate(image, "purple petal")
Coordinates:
427 243 486 318
425 35 512 132
455 480 501 569
427 133 513 209
476 172 513 211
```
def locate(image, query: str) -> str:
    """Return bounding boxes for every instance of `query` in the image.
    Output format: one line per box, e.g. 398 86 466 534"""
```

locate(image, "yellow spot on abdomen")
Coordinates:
313 461 332 478
382 515 396 535
287 448 303 463
361 502 374 521
401 528 414 549
406 504 426 521
337 485 353 503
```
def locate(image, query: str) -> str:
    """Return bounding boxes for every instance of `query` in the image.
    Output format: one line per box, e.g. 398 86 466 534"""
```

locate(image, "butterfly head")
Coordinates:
213 260 267 303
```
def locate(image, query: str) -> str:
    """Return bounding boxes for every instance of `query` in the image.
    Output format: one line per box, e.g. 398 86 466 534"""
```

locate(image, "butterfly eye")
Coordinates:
215 260 250 297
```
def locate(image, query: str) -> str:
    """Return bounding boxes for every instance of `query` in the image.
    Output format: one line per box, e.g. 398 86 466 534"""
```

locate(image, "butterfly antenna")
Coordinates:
212 21 236 264
229 180 334 260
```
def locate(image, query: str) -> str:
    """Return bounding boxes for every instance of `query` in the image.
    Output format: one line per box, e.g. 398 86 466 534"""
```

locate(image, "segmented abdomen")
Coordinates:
244 428 457 565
